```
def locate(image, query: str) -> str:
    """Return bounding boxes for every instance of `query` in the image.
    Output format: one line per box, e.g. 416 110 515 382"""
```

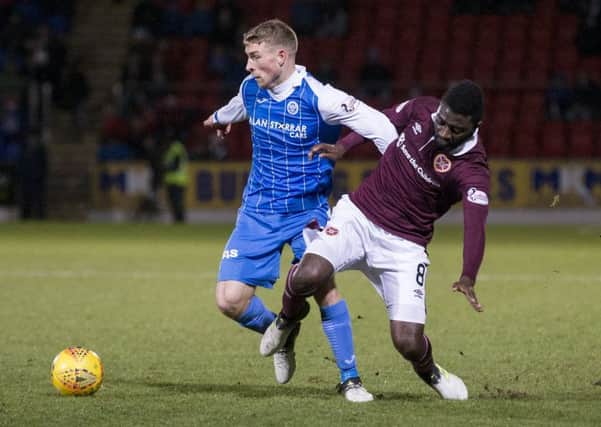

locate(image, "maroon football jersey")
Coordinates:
347 97 490 279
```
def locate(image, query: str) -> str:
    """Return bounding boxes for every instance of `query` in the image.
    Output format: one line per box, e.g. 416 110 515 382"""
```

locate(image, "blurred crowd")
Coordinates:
3 0 601 179
0 0 77 216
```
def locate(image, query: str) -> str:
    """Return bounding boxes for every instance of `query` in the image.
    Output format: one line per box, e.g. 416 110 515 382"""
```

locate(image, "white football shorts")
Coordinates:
305 195 430 324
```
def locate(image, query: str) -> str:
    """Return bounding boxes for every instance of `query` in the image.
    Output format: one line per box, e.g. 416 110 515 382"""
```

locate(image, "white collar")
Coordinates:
450 128 479 156
268 65 306 101
430 110 479 156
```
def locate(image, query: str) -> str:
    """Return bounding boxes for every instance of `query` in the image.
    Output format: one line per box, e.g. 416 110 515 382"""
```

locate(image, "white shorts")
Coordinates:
305 195 430 323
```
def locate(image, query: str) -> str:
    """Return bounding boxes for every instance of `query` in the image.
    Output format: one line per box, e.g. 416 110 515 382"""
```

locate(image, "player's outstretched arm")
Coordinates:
452 275 483 312
308 142 348 161
203 114 232 139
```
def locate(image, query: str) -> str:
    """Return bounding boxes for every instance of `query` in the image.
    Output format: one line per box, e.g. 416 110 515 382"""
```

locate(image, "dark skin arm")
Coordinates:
452 275 483 312
308 142 348 161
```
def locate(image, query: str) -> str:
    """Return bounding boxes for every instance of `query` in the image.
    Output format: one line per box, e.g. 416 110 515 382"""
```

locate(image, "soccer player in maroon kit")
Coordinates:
261 80 489 400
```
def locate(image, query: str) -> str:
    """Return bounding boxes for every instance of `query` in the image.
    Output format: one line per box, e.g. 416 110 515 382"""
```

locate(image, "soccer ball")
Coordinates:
51 347 104 396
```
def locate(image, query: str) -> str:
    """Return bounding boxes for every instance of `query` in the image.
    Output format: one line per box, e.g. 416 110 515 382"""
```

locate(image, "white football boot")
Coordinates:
336 377 374 403
260 302 309 357
429 363 468 400
272 323 300 384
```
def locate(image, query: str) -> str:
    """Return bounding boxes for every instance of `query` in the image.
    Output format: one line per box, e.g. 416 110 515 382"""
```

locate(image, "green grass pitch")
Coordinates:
0 222 599 426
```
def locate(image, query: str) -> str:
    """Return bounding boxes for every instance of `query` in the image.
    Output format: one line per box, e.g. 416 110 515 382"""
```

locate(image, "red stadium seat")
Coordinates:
523 48 551 84
483 123 512 157
519 92 546 122
446 50 471 82
553 47 581 81
449 15 477 49
512 126 540 158
568 121 596 158
540 121 567 158
497 45 524 85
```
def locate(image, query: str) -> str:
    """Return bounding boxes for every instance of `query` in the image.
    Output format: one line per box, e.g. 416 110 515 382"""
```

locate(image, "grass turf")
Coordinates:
0 222 600 426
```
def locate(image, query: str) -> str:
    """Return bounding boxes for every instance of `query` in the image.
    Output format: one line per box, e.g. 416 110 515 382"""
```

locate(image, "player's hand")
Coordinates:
308 143 347 161
203 114 231 139
452 275 483 312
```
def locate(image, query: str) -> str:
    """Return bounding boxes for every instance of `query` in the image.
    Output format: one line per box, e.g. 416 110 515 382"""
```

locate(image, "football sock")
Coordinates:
411 335 438 384
237 295 276 334
320 300 359 382
281 264 308 321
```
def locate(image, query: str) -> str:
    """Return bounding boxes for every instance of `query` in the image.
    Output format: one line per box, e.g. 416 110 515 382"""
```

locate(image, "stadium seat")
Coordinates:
579 57 601 80
497 45 524 85
568 121 596 158
522 43 552 84
553 47 580 81
446 50 471 82
483 124 512 158
540 121 567 158
512 126 540 158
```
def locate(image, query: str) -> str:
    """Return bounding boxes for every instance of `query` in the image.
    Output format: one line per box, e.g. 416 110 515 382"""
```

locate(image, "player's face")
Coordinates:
244 42 284 89
432 102 478 151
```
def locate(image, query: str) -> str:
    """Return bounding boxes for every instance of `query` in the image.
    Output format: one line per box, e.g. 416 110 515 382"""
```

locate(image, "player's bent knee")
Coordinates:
390 321 425 360
392 335 423 360
215 281 252 319
292 256 333 297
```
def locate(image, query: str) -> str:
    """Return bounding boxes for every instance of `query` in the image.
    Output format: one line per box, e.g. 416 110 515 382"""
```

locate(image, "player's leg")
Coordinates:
389 321 467 400
368 234 468 400
261 196 373 401
314 281 373 403
217 209 298 383
215 280 275 332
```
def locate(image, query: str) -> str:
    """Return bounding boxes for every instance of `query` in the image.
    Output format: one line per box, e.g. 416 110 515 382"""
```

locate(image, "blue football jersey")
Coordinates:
214 66 398 215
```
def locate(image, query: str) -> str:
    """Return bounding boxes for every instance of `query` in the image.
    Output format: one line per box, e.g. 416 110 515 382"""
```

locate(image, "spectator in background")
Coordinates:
17 129 47 220
183 0 214 37
162 135 188 223
359 46 393 101
316 0 348 38
314 58 339 84
55 56 90 129
132 0 162 37
576 0 601 55
291 0 322 37
210 0 242 47
545 72 573 120
569 71 601 119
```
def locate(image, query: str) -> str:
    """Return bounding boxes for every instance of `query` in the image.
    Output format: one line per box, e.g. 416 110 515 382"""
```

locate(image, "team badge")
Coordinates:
433 153 452 173
324 226 339 236
286 101 299 115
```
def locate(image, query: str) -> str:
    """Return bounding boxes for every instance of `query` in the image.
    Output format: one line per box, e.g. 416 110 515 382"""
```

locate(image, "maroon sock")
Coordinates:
412 335 438 384
281 264 307 320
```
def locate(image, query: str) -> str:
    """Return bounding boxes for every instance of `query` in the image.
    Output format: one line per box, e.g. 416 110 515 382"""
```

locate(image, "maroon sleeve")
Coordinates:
338 129 367 150
456 161 490 282
461 201 488 281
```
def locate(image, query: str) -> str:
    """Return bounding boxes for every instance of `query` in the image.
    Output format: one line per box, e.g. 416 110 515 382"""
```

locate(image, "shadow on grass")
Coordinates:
111 378 424 401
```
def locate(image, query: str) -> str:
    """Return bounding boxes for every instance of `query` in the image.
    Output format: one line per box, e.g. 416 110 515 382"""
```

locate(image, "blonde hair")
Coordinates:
243 19 298 55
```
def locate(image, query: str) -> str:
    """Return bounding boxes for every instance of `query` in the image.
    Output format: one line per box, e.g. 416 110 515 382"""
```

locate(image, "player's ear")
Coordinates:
277 49 286 67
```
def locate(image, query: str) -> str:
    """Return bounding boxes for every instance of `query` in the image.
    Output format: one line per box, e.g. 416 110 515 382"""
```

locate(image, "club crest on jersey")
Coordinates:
324 226 339 236
433 153 452 173
286 101 299 115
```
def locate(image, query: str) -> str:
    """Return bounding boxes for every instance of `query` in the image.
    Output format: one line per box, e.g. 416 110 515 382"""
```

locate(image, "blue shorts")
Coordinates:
218 207 329 288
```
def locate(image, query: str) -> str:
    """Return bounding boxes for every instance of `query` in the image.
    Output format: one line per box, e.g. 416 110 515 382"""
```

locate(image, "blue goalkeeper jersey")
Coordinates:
214 66 398 215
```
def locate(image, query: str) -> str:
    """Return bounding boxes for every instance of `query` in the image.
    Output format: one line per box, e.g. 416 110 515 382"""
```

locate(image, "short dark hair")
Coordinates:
442 80 484 125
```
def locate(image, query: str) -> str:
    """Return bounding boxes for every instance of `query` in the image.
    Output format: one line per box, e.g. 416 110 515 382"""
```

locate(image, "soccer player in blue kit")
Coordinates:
203 19 397 402
261 80 489 401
